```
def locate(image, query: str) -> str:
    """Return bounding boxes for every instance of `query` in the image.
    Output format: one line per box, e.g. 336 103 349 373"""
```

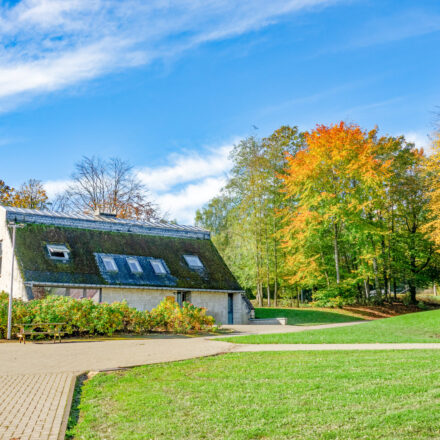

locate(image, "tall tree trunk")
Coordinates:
273 238 278 307
333 223 340 284
409 254 417 304
393 278 397 301
265 226 271 307
320 253 330 287
258 282 263 307
409 281 417 304
364 277 370 300
381 237 389 300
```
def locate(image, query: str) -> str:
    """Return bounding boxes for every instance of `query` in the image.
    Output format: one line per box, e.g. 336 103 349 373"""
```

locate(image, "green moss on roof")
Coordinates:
14 224 241 291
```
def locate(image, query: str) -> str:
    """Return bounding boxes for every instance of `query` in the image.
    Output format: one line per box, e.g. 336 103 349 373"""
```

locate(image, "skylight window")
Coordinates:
102 256 118 272
184 255 204 269
151 260 166 275
47 244 70 261
127 257 143 274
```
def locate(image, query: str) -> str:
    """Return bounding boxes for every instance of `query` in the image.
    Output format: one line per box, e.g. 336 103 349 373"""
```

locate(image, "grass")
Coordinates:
220 309 440 344
254 307 364 325
68 350 440 439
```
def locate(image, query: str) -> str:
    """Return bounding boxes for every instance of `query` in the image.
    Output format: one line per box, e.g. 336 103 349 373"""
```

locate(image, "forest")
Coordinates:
196 122 440 306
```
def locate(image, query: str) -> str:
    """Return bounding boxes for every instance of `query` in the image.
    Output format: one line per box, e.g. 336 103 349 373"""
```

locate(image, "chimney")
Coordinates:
94 209 117 219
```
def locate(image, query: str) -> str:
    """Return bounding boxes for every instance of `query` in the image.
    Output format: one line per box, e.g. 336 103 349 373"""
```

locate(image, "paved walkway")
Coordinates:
1 321 440 440
217 320 366 335
0 373 75 440
232 342 440 352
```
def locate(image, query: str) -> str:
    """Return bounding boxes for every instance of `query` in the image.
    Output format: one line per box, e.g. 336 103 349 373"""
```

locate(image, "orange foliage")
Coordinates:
280 122 391 287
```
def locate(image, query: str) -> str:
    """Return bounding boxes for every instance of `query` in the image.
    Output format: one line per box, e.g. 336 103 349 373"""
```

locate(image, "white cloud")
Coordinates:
138 142 235 223
0 0 342 109
159 176 228 224
43 179 71 198
136 144 233 192
404 131 431 152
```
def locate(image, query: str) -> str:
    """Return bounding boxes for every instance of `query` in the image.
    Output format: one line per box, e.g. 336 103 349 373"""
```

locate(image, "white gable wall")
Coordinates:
0 209 27 299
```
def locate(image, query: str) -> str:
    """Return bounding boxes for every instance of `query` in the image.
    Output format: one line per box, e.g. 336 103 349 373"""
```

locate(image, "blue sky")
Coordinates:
1 0 440 223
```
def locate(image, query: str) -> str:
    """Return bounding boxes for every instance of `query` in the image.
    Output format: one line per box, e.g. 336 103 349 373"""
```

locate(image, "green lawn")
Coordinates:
220 309 440 344
69 350 440 440
254 307 363 325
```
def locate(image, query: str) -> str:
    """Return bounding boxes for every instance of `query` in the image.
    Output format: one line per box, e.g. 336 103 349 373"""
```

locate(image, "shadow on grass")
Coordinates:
65 374 88 439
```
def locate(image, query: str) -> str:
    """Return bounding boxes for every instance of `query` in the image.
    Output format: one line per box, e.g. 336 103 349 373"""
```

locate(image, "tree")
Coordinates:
281 123 389 291
12 179 48 209
196 126 303 305
0 180 14 206
55 157 158 220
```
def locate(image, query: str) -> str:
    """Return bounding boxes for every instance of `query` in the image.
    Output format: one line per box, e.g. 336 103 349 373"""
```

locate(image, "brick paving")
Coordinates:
0 372 76 440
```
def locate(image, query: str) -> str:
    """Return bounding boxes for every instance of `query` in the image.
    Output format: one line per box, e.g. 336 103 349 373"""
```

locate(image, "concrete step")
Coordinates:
249 318 287 325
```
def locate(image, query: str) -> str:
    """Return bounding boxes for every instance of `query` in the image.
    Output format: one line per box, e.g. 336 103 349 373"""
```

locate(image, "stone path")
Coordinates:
0 373 76 440
232 342 440 352
1 320 440 440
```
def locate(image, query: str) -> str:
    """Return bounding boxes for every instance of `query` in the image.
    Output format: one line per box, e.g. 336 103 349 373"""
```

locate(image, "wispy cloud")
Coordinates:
0 0 342 110
158 176 228 224
136 144 234 192
137 142 235 223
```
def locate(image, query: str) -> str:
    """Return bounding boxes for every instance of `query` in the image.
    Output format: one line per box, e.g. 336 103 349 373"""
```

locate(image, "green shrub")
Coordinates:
0 292 215 339
402 293 412 306
417 301 427 310
311 282 357 308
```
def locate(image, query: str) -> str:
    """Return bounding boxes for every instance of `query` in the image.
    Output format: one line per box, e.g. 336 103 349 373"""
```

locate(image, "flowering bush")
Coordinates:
0 292 215 339
151 297 215 333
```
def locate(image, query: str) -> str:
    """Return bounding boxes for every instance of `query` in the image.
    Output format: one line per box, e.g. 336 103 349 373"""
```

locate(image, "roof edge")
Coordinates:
3 206 210 239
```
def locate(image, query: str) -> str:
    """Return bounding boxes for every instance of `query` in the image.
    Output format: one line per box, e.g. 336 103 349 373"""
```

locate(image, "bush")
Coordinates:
311 282 357 308
151 297 215 334
0 293 215 339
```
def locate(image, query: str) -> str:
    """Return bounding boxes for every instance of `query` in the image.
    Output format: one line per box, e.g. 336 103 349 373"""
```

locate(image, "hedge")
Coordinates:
0 293 215 339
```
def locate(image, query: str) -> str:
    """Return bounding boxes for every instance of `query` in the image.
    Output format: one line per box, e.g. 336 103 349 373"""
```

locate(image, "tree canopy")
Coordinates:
197 122 439 305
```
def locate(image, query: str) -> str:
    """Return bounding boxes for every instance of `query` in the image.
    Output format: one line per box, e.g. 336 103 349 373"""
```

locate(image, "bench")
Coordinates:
16 323 66 344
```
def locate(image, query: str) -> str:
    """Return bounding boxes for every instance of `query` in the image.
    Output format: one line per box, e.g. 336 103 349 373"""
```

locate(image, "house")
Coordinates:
0 206 253 324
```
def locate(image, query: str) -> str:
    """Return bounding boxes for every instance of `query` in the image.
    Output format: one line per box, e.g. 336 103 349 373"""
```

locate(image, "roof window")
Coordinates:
151 260 166 275
184 255 204 269
47 244 70 261
127 257 143 274
102 256 118 272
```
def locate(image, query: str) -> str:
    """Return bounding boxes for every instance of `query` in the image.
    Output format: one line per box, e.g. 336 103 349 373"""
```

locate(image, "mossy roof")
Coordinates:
14 224 241 291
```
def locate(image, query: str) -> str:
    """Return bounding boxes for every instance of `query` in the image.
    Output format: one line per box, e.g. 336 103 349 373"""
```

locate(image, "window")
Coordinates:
151 260 166 275
102 256 118 272
47 244 70 261
127 257 143 274
183 255 204 269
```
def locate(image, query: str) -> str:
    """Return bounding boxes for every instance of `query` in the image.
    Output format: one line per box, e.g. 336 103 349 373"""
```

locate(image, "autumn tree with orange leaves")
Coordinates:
279 122 436 304
12 179 48 209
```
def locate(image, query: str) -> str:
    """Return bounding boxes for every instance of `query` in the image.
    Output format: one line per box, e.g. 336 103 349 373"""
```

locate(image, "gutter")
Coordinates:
25 281 245 294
